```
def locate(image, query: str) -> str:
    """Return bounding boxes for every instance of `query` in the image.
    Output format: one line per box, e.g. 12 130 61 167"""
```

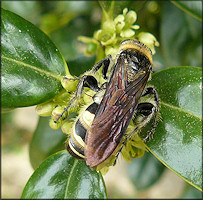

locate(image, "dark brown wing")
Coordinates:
85 56 150 168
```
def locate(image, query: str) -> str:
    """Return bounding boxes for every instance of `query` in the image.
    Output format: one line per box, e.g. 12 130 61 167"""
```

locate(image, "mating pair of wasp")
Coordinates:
58 39 159 169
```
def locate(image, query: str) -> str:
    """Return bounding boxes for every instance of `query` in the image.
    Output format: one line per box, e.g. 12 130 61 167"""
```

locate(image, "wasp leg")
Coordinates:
135 87 160 142
56 56 112 122
75 75 101 97
113 104 157 165
113 136 128 166
56 75 101 122
74 55 112 98
113 87 159 165
91 55 112 80
142 87 159 107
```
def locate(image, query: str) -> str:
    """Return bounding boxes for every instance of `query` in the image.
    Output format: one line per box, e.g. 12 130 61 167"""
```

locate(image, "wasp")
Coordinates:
65 39 159 169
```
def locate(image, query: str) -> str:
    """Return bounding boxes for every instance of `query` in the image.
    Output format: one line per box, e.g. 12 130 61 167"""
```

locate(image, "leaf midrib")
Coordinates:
2 55 63 81
65 159 78 198
160 101 202 120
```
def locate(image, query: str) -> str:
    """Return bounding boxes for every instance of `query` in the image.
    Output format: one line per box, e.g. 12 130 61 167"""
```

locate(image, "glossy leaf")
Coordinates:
171 1 202 21
180 183 202 198
160 2 202 68
127 152 166 190
22 151 107 199
1 8 69 108
29 117 67 170
145 66 202 191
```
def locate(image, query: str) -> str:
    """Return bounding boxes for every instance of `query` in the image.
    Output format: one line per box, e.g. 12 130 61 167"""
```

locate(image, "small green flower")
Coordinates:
61 121 74 135
119 8 139 39
36 101 56 117
78 7 159 60
124 9 137 28
61 75 79 92
102 20 115 33
80 7 159 58
114 14 125 33
138 32 160 54
78 36 99 56
94 22 117 46
86 42 98 55
120 29 135 38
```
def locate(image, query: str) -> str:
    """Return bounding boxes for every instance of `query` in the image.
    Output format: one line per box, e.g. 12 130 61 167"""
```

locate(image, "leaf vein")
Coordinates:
65 159 78 198
2 55 63 80
160 101 202 120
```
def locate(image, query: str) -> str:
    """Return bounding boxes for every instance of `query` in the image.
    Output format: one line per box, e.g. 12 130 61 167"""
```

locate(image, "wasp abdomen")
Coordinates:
66 102 99 159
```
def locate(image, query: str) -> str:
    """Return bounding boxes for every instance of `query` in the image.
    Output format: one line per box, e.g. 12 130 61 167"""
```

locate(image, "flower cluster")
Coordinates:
79 8 159 59
36 76 97 135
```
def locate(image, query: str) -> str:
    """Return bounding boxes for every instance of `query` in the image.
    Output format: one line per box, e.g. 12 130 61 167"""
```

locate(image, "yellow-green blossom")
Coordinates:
138 32 160 54
78 7 158 59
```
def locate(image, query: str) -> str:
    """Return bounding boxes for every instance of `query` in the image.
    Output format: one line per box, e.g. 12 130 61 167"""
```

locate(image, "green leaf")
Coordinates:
171 1 202 21
160 2 202 68
127 152 166 190
22 151 107 199
180 183 202 198
29 117 67 170
146 66 202 191
1 8 69 108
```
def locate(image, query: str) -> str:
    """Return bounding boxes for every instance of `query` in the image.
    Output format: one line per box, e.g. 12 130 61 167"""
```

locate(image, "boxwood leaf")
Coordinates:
180 183 202 198
22 151 107 199
1 8 69 108
160 2 202 68
171 1 202 21
145 66 202 191
29 117 67 170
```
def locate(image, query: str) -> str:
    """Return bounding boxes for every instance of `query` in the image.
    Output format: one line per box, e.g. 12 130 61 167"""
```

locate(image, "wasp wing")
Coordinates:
85 56 150 167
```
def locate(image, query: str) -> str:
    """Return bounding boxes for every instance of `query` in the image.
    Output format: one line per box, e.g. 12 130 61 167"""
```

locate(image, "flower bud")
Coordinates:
49 118 62 130
125 10 137 26
54 92 72 103
137 32 159 54
61 75 79 92
51 106 65 121
61 121 74 135
36 102 55 116
86 42 97 56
